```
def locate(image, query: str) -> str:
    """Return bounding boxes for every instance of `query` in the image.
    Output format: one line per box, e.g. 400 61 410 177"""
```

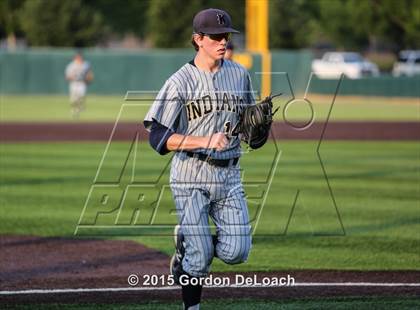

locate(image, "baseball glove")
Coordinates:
233 93 282 149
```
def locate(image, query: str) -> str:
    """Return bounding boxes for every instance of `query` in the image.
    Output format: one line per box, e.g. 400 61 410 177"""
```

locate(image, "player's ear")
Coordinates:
193 34 204 46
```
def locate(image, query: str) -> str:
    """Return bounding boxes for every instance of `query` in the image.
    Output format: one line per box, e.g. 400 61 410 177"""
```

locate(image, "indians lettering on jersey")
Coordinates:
185 93 245 121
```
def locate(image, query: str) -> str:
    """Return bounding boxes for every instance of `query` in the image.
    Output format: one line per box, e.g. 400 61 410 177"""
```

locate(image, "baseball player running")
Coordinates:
65 52 94 118
144 8 274 310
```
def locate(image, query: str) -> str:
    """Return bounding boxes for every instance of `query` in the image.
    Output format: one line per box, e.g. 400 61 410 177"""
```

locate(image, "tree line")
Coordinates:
1 0 419 52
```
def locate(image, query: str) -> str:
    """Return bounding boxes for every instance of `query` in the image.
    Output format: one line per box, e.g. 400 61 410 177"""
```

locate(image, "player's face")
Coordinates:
199 33 231 61
74 54 83 63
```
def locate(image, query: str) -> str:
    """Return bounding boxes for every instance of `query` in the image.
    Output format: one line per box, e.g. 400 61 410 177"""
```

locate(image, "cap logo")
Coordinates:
216 13 226 25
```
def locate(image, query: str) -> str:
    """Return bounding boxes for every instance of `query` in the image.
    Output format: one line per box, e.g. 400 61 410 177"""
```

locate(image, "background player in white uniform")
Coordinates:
144 9 254 310
65 52 94 118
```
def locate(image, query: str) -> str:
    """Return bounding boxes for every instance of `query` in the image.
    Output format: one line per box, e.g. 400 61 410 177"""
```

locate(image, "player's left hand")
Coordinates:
236 93 282 149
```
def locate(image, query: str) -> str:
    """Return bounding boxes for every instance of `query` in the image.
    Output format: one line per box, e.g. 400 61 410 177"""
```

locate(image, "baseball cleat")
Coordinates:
170 224 185 285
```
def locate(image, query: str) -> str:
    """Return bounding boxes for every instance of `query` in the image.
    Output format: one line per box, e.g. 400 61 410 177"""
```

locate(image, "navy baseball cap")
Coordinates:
193 8 240 34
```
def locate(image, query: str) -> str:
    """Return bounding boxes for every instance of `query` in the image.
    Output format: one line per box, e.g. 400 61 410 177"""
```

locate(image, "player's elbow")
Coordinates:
149 122 174 155
149 133 170 155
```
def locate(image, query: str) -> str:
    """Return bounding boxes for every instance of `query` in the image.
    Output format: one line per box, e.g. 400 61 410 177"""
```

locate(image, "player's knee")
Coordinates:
218 236 251 264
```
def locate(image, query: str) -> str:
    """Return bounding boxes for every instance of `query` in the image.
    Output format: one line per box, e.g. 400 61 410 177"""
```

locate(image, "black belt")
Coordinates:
185 152 239 167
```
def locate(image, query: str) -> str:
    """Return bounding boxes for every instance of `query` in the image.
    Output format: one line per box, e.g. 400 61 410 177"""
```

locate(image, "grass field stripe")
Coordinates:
1 282 420 295
74 104 125 234
92 103 125 183
90 102 149 183
75 102 136 235
251 149 282 236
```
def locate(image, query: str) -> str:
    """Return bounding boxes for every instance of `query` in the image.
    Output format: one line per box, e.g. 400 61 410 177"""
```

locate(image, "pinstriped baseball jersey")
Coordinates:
144 59 255 159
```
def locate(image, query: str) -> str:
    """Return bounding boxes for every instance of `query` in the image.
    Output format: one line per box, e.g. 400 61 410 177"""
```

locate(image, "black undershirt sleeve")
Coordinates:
149 120 175 155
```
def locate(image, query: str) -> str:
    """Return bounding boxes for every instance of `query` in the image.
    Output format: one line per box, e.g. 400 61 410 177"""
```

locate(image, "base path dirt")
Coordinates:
1 121 419 142
0 235 419 304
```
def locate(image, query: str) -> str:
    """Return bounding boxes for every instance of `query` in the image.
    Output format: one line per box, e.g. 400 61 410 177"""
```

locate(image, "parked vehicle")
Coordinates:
392 50 420 77
311 52 379 79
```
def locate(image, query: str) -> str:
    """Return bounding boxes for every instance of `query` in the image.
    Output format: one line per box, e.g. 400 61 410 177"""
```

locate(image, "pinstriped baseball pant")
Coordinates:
170 152 252 278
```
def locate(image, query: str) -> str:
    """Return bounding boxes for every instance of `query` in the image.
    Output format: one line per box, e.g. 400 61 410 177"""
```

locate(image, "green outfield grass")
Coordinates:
0 94 418 122
0 141 418 271
10 297 420 310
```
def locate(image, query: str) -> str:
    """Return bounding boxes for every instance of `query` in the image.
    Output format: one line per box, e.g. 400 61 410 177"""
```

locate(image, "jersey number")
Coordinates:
224 121 239 137
224 121 231 135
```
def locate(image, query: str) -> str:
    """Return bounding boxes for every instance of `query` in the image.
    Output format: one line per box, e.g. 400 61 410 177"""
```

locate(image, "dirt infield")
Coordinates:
1 121 419 142
0 235 419 304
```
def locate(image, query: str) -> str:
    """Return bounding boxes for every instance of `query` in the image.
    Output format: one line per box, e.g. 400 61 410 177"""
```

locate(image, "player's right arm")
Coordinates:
166 132 228 152
149 120 228 154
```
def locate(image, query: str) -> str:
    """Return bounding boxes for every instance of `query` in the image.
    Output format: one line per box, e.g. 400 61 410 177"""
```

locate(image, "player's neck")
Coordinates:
194 53 221 73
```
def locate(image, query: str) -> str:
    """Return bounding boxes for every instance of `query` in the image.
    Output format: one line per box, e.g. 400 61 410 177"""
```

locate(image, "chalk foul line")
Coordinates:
1 282 420 295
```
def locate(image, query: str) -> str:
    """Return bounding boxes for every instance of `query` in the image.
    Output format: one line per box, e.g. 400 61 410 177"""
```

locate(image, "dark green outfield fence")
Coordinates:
270 49 313 95
0 48 419 97
0 49 262 96
0 49 198 95
309 75 420 98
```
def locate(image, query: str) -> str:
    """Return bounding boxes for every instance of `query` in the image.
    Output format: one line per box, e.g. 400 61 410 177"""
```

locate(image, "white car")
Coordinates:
311 52 380 79
392 50 420 77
